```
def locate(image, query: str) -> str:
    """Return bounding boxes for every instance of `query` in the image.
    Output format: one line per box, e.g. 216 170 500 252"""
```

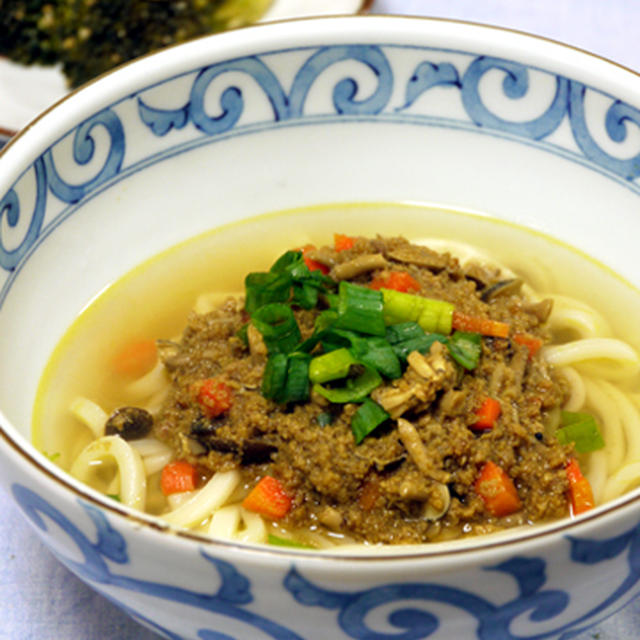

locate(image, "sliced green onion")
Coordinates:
313 366 382 403
556 411 605 453
270 250 307 277
292 282 319 310
381 289 454 334
267 533 315 549
309 348 357 383
244 272 291 314
262 353 289 400
391 333 448 362
351 398 389 444
447 331 482 370
251 303 301 354
349 335 402 379
385 322 426 345
336 282 386 336
281 353 310 404
262 352 310 404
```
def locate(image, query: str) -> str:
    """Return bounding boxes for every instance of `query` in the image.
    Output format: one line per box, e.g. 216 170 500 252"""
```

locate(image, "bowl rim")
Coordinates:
2 13 640 562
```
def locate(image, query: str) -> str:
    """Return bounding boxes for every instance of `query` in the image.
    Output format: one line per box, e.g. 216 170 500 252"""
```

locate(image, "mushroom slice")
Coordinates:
331 254 388 280
480 278 523 302
423 482 451 521
397 418 433 477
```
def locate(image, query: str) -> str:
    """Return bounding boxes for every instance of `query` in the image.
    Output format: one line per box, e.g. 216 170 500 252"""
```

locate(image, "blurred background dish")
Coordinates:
0 0 369 143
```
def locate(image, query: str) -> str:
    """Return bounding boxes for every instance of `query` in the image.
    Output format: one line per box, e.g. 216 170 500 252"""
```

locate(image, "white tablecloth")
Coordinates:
2 1 639 638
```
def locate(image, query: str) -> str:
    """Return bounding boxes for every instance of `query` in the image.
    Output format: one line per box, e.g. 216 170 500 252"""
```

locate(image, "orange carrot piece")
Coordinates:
475 460 522 517
566 458 595 516
161 460 198 496
370 271 420 293
112 339 157 377
452 311 510 338
301 244 329 274
242 476 292 519
513 333 543 358
192 378 233 419
471 397 501 430
334 233 356 252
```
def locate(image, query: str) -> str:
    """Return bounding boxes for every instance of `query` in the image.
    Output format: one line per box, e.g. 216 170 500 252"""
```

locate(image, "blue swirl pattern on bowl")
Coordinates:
1 43 640 285
2 39 640 640
10 483 640 640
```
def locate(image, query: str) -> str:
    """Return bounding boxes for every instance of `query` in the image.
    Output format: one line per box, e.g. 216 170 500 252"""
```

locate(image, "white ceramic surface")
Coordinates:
1 15 640 640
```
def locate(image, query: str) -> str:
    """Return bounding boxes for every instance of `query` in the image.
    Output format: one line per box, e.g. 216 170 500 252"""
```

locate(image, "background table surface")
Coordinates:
2 1 640 638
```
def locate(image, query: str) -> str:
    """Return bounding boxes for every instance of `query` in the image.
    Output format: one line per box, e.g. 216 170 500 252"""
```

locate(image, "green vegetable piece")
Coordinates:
244 272 291 314
447 331 482 370
267 534 315 549
385 322 426 345
262 353 288 400
251 303 301 354
381 289 454 334
107 494 121 502
309 348 357 383
281 353 310 404
336 282 386 336
349 335 402 380
351 398 390 444
262 352 310 404
556 411 605 453
313 366 382 404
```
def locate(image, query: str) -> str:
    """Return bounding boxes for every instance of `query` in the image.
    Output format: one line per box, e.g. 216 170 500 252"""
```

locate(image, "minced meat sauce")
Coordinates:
152 235 571 544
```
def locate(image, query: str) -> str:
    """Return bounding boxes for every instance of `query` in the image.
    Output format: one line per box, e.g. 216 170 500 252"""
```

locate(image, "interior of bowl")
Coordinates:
2 15 640 554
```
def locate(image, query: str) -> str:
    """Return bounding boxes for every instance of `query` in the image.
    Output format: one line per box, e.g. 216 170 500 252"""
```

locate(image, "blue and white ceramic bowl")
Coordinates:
1 16 640 640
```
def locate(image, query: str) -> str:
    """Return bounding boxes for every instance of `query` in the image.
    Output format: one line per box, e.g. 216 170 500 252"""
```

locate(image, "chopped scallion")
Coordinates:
351 398 389 444
244 272 291 314
309 348 357 383
313 366 382 403
251 303 301 354
336 282 386 336
381 289 454 334
267 533 315 549
556 411 605 453
447 331 482 370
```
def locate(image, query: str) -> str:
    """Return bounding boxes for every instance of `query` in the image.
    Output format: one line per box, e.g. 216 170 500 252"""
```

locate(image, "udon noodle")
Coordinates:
33 215 640 549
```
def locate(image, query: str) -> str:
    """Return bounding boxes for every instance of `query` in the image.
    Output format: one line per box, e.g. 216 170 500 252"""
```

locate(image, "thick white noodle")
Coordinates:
603 462 640 502
585 449 609 504
70 435 147 510
208 504 242 539
543 338 640 381
69 396 108 438
547 295 611 339
130 437 172 457
598 381 640 465
125 360 168 400
207 505 267 544
557 367 586 412
167 490 198 510
142 451 174 476
161 470 241 528
237 508 268 544
584 379 626 474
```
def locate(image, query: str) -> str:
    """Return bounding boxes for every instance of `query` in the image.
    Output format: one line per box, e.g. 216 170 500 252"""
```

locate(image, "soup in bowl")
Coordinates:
1 15 640 640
